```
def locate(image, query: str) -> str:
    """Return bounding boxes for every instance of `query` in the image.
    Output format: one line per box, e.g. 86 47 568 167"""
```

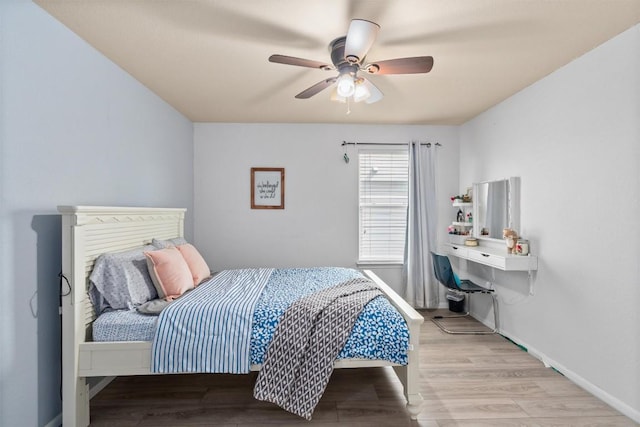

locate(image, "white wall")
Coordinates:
459 24 640 420
0 1 194 426
194 123 459 293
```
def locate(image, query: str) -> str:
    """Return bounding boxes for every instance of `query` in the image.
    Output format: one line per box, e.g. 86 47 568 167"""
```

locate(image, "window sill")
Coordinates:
356 260 404 268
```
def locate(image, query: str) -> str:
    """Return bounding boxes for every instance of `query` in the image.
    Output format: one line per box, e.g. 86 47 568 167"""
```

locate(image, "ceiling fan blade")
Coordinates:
344 19 380 63
295 77 338 99
269 54 333 70
365 56 434 75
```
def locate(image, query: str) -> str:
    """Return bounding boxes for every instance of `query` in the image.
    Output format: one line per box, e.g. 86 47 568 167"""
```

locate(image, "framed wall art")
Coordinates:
251 167 285 209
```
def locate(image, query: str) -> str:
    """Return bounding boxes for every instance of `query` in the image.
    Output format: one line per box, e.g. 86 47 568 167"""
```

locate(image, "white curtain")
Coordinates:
402 142 438 308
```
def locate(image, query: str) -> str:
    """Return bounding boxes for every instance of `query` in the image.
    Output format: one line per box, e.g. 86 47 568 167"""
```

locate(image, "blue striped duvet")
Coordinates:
94 268 410 373
152 268 273 374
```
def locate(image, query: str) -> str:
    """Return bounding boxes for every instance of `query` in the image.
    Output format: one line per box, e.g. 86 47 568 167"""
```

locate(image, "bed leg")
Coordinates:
406 395 424 420
392 364 424 420
63 376 90 427
362 270 425 420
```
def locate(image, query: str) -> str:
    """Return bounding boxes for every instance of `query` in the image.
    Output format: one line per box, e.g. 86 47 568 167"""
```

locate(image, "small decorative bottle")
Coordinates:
516 239 529 256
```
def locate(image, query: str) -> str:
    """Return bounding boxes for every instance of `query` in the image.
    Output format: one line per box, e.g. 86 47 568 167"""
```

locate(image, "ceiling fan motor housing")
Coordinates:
329 37 359 75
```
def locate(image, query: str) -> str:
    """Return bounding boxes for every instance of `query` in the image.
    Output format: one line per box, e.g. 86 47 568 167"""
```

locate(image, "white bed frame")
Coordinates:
58 206 424 427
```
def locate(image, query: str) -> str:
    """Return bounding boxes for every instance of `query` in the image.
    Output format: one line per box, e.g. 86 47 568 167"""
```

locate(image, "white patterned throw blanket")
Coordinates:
152 268 273 374
253 277 382 420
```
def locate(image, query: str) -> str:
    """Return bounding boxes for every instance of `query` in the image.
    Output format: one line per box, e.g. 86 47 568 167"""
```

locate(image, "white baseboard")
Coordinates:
517 339 640 423
473 315 640 424
553 358 639 422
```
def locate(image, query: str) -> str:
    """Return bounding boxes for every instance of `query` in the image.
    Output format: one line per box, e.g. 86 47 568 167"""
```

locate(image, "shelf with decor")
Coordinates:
447 177 538 272
452 221 473 227
452 201 472 208
446 242 538 271
448 197 474 243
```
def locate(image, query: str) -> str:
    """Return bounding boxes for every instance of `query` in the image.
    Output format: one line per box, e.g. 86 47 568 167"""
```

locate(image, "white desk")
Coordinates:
446 243 538 271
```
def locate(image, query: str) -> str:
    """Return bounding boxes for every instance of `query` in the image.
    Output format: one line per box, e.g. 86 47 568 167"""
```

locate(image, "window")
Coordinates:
358 149 409 262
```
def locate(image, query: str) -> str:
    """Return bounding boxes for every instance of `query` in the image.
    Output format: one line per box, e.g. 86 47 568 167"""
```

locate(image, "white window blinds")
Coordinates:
358 149 409 262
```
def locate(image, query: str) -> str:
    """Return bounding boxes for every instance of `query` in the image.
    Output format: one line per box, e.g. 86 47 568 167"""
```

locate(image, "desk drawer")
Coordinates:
447 245 468 258
467 249 506 269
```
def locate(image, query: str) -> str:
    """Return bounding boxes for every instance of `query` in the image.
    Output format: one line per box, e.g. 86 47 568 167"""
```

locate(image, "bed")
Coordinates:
58 206 424 427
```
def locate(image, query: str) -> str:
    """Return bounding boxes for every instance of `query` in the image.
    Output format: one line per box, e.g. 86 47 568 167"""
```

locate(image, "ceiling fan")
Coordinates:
269 19 434 104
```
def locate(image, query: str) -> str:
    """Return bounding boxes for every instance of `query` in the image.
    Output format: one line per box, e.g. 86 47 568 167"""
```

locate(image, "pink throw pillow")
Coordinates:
144 247 194 300
176 244 211 286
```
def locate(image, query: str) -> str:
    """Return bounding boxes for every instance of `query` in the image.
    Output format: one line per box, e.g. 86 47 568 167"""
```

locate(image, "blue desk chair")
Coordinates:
431 252 498 334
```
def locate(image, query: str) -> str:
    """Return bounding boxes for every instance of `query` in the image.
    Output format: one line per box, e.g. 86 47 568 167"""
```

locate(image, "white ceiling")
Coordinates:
35 0 640 125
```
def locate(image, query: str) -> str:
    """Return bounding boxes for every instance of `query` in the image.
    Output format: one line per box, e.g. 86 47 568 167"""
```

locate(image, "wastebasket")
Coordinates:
446 290 465 313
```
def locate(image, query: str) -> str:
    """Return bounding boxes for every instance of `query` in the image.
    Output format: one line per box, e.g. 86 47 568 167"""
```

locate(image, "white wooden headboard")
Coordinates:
58 206 186 335
58 206 186 426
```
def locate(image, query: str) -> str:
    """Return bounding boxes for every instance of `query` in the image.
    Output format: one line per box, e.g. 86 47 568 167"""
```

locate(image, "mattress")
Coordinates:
93 267 409 365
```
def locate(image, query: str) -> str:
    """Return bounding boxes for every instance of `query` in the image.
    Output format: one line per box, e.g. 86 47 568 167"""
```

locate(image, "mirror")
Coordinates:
473 177 520 241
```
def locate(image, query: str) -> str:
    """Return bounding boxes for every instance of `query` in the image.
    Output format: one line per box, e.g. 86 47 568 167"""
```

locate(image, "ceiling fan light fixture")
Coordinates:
353 79 371 103
330 87 347 103
336 73 356 97
361 78 383 104
365 91 383 104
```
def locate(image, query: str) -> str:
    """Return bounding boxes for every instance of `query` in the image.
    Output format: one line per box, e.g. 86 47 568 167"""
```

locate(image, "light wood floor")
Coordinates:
89 309 638 426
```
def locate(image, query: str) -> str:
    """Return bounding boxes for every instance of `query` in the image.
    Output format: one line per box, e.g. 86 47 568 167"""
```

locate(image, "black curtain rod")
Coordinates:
341 140 441 147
